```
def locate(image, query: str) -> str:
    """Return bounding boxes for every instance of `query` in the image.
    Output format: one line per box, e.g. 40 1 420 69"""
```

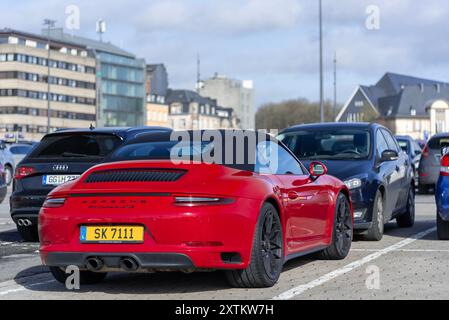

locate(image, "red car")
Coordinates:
39 130 353 288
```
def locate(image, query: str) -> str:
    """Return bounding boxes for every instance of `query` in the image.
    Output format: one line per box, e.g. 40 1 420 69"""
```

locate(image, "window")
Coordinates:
397 140 409 153
279 129 371 160
256 141 303 175
376 130 389 157
9 145 32 155
414 120 421 131
381 129 400 152
28 134 122 160
354 101 364 107
428 137 449 150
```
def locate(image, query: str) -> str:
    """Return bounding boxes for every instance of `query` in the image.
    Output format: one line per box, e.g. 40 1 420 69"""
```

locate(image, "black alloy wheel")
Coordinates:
225 202 283 288
318 193 353 260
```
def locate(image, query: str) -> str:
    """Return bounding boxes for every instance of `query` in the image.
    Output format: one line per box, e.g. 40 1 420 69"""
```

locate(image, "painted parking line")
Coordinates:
0 241 39 247
0 279 55 296
1 253 39 260
273 227 437 300
351 248 449 253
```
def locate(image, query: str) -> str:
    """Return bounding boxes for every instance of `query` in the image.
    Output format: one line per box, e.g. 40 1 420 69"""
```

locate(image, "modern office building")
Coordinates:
42 28 146 127
166 89 237 130
0 28 97 140
199 74 255 129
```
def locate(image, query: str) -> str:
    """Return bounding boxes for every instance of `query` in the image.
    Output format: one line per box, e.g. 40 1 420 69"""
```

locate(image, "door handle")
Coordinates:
287 191 299 200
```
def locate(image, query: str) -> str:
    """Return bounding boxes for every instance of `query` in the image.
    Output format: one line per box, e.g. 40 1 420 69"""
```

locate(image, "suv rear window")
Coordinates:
428 137 449 150
28 134 122 160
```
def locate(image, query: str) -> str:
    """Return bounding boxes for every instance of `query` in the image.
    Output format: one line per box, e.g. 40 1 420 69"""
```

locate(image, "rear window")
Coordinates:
109 136 258 172
111 141 212 161
28 134 122 160
9 145 32 155
428 137 449 150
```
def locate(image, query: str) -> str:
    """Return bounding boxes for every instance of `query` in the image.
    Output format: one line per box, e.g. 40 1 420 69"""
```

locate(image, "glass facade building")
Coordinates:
42 29 146 127
97 52 146 127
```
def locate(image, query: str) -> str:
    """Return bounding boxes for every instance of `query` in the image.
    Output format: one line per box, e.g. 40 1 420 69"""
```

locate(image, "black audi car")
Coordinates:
11 126 171 242
278 123 415 241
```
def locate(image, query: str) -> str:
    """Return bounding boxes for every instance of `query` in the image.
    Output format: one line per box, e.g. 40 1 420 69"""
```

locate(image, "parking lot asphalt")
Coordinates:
0 189 446 300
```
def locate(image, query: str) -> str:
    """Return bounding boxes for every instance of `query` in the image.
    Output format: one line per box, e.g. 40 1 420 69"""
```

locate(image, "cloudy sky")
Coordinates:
2 0 449 108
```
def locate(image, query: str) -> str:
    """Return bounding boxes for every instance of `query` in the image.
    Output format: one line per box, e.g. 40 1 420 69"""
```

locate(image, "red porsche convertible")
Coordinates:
39 130 353 288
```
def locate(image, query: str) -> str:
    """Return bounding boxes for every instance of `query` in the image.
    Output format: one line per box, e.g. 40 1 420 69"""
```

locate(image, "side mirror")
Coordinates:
380 150 398 162
415 149 422 156
309 161 327 177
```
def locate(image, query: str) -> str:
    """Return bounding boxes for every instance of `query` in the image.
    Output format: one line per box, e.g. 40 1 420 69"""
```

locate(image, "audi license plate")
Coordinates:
80 226 144 243
42 175 80 186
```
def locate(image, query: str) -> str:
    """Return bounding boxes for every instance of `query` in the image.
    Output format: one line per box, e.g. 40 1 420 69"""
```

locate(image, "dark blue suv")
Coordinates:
11 126 171 242
279 123 415 241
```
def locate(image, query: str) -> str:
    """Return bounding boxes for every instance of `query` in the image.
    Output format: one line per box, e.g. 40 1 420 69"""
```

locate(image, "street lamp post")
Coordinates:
43 19 56 134
319 0 324 123
333 52 337 122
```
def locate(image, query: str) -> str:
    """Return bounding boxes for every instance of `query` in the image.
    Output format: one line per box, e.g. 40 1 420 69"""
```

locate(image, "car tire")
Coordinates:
4 165 12 186
396 185 415 228
363 190 384 241
437 213 449 240
317 193 352 260
49 266 107 285
17 225 39 242
225 202 283 288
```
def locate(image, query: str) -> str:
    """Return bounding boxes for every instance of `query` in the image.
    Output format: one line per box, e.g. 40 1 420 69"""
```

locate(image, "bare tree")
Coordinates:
256 98 339 130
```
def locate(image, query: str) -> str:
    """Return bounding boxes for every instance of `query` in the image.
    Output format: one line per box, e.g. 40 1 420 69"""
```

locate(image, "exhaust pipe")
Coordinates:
119 257 139 271
17 219 32 227
85 257 104 272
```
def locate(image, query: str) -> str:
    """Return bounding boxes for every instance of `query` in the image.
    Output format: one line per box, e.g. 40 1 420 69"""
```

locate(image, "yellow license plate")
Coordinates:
80 226 144 243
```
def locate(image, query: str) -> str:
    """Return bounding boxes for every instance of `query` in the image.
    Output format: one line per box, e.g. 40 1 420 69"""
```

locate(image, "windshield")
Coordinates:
280 130 371 160
28 134 122 160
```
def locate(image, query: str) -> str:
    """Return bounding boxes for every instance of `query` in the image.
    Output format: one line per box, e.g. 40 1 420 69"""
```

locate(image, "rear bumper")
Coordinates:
419 167 439 186
42 252 195 270
39 196 261 270
10 194 46 224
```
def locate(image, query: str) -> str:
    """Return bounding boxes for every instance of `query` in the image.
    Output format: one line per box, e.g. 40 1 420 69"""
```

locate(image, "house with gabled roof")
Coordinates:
336 72 449 139
165 89 238 130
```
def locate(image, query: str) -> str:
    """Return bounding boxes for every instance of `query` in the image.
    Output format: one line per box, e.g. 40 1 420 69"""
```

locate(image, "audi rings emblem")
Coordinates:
52 164 69 171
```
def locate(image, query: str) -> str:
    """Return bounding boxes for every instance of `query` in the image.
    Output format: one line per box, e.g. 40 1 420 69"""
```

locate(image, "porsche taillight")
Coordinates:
440 155 449 176
173 194 234 206
43 197 66 208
